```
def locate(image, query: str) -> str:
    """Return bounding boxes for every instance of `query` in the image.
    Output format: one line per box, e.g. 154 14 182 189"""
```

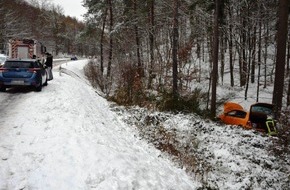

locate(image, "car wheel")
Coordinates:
35 80 42 92
0 86 6 92
43 76 48 86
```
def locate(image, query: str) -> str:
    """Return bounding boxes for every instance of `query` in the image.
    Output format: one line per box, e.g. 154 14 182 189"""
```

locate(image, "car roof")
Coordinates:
223 102 245 113
250 102 274 109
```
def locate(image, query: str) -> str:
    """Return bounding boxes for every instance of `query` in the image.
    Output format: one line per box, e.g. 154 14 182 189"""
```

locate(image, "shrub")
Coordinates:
84 61 105 91
270 107 290 160
157 88 204 115
112 63 145 106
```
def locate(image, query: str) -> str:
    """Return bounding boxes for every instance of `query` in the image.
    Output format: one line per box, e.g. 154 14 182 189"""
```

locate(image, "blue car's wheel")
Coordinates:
35 79 42 92
0 86 6 92
43 76 48 86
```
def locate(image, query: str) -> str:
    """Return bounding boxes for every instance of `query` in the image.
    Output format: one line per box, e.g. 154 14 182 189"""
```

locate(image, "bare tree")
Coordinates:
147 0 155 89
132 0 142 76
172 0 179 99
100 9 108 74
0 0 30 53
107 0 113 78
211 0 220 118
272 0 289 117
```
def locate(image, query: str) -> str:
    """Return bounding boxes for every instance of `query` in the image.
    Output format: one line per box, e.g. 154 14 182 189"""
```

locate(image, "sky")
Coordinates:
51 0 87 21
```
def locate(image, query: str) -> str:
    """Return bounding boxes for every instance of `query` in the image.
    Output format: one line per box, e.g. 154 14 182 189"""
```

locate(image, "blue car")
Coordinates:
0 59 48 92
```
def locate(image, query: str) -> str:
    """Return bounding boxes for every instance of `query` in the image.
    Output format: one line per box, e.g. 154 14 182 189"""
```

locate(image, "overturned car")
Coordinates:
219 102 277 135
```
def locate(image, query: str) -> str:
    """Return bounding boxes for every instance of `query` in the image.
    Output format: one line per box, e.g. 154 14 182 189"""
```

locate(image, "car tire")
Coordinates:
35 80 42 92
0 86 6 92
43 76 48 86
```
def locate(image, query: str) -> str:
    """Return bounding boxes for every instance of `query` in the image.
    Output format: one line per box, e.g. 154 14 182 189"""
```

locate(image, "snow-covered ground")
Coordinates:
115 107 290 189
0 59 289 190
0 60 200 189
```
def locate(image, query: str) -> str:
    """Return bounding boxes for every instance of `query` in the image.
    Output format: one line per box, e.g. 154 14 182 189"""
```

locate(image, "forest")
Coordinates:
83 0 289 119
0 0 289 120
0 0 86 56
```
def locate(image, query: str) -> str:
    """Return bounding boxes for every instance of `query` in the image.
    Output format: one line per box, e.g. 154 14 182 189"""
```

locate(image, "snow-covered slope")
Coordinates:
0 60 199 189
115 107 290 189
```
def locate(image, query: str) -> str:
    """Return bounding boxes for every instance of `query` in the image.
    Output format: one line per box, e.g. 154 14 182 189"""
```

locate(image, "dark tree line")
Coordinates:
0 0 86 56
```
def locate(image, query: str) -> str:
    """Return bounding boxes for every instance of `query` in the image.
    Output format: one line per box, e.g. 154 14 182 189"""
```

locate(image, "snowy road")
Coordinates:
0 60 199 189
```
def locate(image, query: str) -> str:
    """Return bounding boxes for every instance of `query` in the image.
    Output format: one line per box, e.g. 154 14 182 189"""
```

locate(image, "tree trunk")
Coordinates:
172 0 179 98
211 0 220 118
220 32 225 85
147 0 155 89
287 32 290 76
257 63 261 102
107 0 113 78
251 26 256 84
241 21 247 87
287 77 290 106
238 45 242 86
272 0 289 117
240 4 248 87
133 0 142 76
257 9 262 102
263 23 269 88
229 6 234 87
100 9 108 74
0 0 4 51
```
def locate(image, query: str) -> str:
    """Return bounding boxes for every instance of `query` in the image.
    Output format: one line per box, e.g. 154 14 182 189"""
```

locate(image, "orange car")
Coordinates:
219 102 250 128
219 102 277 135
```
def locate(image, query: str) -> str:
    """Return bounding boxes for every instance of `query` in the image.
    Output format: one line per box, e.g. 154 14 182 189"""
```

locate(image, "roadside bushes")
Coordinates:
270 107 290 160
112 63 145 106
84 59 206 115
157 89 205 115
84 60 105 92
113 107 204 174
84 60 113 96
